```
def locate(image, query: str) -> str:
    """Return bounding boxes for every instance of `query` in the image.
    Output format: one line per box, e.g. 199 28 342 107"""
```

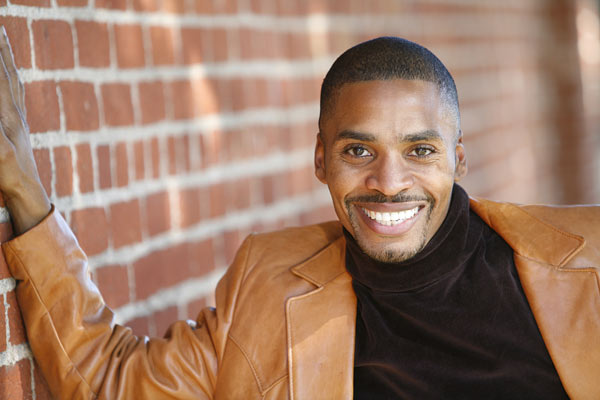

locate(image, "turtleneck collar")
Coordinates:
344 184 480 292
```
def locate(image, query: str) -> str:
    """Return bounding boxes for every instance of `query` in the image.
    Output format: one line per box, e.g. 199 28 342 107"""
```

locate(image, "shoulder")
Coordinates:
517 203 600 238
240 220 344 273
470 197 600 258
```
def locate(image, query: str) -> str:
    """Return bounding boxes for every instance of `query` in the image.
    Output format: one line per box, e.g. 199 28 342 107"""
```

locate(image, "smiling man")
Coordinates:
1 34 599 399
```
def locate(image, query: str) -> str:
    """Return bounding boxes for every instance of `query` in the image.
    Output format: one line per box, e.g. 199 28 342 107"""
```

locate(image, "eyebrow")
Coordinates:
334 129 443 144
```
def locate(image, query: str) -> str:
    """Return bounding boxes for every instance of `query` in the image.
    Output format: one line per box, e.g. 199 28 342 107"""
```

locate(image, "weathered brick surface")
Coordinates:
75 20 110 67
32 20 74 70
1 0 599 397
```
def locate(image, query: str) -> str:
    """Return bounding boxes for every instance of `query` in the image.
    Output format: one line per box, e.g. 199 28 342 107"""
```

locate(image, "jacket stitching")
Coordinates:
285 287 325 400
227 332 265 394
262 374 288 395
3 243 98 398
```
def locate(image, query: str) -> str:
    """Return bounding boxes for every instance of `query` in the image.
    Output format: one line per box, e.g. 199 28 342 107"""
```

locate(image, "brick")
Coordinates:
223 230 241 265
59 81 99 131
133 243 191 299
133 0 158 11
95 264 129 308
138 81 166 124
70 207 108 255
209 183 226 217
32 361 53 399
32 20 74 70
179 187 208 228
150 26 176 65
200 130 223 167
170 80 194 119
0 17 31 68
133 140 145 180
178 135 191 171
0 359 32 399
58 0 88 5
109 200 142 248
193 78 218 115
145 191 171 236
75 20 110 67
167 136 177 175
76 143 94 193
114 24 145 68
24 81 60 133
96 0 127 9
160 0 185 13
181 27 209 65
54 146 73 197
115 142 129 187
0 252 10 280
6 290 26 346
101 83 134 126
196 0 237 13
127 316 151 336
0 222 12 243
0 222 13 243
212 28 228 62
186 297 207 319
97 145 112 189
153 306 177 337
33 148 52 197
150 137 160 178
11 0 49 6
229 178 252 211
188 238 214 276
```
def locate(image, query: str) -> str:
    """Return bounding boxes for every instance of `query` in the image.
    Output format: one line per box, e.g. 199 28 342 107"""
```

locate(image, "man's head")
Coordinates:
315 37 467 263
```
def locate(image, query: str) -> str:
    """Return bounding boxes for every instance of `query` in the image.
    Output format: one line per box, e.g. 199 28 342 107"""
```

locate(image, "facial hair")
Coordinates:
344 192 435 263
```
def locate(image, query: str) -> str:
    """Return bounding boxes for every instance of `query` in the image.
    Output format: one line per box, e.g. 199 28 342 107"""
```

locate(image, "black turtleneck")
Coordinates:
346 185 568 399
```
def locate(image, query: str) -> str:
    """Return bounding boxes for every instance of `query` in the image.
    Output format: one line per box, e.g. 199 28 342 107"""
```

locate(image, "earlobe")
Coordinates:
454 134 468 181
314 133 327 184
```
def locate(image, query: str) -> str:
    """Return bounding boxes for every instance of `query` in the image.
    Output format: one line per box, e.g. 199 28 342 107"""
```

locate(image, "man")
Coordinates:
0 30 598 399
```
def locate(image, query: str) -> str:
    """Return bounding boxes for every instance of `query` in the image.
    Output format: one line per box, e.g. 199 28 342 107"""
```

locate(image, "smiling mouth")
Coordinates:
360 206 420 226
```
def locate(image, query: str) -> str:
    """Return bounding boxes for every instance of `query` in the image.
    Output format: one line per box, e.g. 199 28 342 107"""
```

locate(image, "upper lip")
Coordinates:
353 202 425 213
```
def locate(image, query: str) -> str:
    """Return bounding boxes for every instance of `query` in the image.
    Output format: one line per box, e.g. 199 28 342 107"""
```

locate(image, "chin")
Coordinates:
358 236 427 263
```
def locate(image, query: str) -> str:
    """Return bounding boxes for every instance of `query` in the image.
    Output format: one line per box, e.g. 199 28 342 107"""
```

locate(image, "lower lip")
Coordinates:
356 206 422 236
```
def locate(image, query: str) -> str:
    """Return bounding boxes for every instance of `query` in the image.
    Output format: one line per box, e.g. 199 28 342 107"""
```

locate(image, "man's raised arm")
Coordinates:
0 27 239 399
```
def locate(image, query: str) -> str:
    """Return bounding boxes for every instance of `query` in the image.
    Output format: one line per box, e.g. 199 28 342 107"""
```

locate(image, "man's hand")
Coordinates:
0 27 51 235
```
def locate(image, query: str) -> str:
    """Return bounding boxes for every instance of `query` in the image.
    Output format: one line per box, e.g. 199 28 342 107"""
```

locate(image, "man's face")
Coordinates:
315 79 467 263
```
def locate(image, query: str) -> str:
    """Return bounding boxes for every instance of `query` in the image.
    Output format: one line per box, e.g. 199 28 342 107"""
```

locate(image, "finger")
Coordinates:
0 50 26 140
0 27 25 112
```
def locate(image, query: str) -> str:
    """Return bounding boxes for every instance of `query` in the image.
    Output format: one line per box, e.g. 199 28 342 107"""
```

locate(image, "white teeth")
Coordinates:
361 206 420 225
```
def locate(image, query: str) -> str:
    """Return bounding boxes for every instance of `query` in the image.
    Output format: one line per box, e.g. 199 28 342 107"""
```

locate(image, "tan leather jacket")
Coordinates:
3 198 599 399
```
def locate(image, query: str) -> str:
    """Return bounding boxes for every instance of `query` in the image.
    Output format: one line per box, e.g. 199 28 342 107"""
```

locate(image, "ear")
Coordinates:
454 132 467 181
314 133 327 184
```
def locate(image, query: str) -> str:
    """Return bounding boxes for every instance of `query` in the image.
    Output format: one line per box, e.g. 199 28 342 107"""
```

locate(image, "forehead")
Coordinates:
322 79 454 144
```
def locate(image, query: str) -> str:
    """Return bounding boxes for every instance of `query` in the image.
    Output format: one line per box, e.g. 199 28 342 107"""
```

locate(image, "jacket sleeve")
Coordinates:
1 207 253 399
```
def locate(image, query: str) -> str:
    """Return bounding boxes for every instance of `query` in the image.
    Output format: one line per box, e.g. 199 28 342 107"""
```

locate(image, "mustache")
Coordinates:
345 192 434 205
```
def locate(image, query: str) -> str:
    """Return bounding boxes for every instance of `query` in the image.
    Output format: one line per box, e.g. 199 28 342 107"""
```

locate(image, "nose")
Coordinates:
365 153 414 196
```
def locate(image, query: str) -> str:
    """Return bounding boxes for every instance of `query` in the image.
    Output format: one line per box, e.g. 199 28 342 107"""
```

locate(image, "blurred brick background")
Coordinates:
0 0 598 398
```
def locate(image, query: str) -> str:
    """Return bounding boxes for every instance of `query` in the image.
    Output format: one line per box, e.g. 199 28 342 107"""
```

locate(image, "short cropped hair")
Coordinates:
319 37 460 134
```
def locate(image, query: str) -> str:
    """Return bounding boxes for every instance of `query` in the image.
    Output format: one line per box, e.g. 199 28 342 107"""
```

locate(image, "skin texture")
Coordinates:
315 79 467 263
0 28 51 235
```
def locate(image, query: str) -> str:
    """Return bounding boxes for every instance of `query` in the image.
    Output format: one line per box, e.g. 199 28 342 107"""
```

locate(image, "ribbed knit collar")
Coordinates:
344 184 480 292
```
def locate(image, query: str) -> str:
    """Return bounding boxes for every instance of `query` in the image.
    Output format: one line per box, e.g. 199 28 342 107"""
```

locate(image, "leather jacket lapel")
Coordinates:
471 198 600 399
287 237 356 400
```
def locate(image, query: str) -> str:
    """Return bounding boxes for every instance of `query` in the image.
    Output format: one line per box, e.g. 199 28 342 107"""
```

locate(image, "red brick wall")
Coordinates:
0 0 598 398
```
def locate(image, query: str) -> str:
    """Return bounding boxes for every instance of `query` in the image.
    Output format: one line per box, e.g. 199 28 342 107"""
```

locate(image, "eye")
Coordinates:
345 145 372 158
408 145 435 158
